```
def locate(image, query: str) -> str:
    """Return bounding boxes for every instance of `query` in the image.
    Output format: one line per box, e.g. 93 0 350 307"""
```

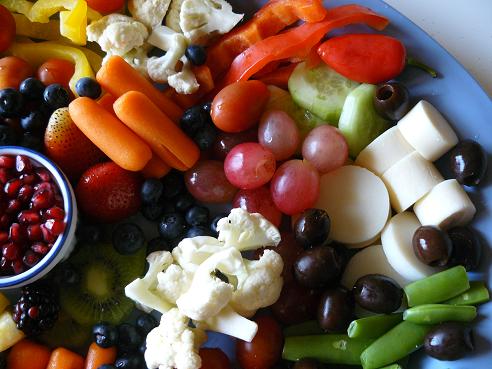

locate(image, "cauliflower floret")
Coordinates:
87 14 148 56
145 308 207 369
147 26 186 80
217 208 281 251
179 0 243 45
128 0 172 29
168 56 199 94
231 249 284 316
172 236 224 273
204 306 258 342
156 264 193 304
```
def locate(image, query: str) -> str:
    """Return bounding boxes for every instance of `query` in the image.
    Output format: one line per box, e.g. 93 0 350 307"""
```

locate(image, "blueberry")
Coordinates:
0 88 24 118
201 101 211 113
117 324 142 354
185 45 207 66
115 354 144 369
161 171 184 198
112 223 145 255
135 314 158 336
141 202 164 221
141 178 164 204
138 341 146 355
173 192 195 213
75 77 102 99
54 262 80 286
43 84 70 109
185 206 209 226
186 226 212 238
76 223 102 243
193 123 217 151
210 213 228 236
19 133 43 152
98 365 116 369
158 212 187 240
19 78 45 101
92 322 119 348
0 124 19 145
180 105 210 137
147 237 171 254
20 110 46 134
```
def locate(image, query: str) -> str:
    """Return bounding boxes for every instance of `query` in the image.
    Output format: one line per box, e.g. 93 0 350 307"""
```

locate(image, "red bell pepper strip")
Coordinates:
206 0 328 79
317 34 406 83
258 63 299 89
223 4 389 85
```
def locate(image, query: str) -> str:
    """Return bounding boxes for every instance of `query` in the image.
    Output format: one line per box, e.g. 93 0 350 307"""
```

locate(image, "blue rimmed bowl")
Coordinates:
0 146 78 289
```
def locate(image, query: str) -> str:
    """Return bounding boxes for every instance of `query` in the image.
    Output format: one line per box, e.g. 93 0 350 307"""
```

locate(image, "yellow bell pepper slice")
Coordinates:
28 0 101 23
60 0 88 45
9 42 95 96
14 14 67 42
0 0 32 16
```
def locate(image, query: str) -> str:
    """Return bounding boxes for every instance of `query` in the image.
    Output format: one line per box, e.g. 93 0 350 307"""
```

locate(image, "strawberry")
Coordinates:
44 107 106 182
76 162 142 223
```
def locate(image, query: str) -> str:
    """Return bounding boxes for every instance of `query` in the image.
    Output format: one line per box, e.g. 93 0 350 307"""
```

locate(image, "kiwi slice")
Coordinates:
60 243 146 326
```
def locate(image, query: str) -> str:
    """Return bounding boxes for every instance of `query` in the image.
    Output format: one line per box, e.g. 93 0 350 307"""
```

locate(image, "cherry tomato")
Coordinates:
87 0 125 14
211 80 270 133
237 315 283 369
0 5 15 53
37 58 75 88
0 56 33 90
199 348 231 369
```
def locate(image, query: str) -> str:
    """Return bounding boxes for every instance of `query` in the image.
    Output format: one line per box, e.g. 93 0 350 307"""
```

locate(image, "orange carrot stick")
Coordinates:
69 97 152 171
97 93 117 117
47 348 84 369
113 91 200 170
96 56 183 123
84 342 117 369
142 154 172 178
7 340 51 369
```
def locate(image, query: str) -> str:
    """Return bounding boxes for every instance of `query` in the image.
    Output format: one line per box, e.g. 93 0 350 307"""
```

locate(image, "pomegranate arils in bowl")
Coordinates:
0 155 15 169
15 155 33 174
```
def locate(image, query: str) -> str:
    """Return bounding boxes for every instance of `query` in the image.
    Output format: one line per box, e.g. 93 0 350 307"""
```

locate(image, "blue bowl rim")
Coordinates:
0 146 74 288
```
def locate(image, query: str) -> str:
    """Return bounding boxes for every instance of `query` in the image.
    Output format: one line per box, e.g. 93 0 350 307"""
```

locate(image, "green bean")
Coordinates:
283 334 373 365
404 266 469 307
347 313 403 339
283 320 324 337
378 365 404 369
360 321 433 369
403 304 476 324
444 281 490 306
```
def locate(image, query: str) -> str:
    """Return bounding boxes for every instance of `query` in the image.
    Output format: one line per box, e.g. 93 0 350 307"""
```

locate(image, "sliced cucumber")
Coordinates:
288 62 359 124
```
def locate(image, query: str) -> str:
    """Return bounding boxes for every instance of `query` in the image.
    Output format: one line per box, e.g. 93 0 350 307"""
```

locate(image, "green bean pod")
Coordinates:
360 321 433 369
348 313 403 339
283 321 324 337
444 281 490 306
283 334 373 365
403 304 477 324
404 266 469 307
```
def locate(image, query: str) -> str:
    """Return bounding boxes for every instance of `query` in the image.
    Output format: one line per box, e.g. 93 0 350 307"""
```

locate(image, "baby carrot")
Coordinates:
142 155 172 179
96 56 183 123
7 339 51 369
97 93 117 117
47 348 84 369
84 342 117 369
69 97 152 171
113 91 200 171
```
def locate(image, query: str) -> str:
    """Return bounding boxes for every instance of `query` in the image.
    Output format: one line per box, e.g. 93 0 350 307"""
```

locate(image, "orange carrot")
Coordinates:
142 155 172 178
97 93 117 117
113 91 200 171
69 97 152 171
96 56 183 123
47 348 84 369
7 339 51 369
84 342 117 369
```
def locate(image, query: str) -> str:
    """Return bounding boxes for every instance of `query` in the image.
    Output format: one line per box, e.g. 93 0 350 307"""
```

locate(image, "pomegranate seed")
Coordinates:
2 242 21 260
18 185 34 203
30 189 55 210
4 178 22 198
0 169 11 184
44 219 65 236
23 250 41 268
11 259 25 274
27 224 43 241
20 173 37 185
15 155 33 174
6 199 22 214
9 223 26 243
27 306 40 319
36 168 51 182
0 257 11 275
0 215 11 230
31 242 49 255
40 224 57 243
44 206 65 221
0 155 15 169
47 243 54 249
17 210 41 225
0 231 8 244
34 182 54 192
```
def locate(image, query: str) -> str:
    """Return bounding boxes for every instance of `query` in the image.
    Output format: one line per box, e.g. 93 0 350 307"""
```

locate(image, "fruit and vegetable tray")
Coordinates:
0 0 490 369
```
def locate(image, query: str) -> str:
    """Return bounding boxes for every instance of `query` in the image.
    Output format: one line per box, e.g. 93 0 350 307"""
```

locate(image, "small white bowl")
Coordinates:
0 147 78 289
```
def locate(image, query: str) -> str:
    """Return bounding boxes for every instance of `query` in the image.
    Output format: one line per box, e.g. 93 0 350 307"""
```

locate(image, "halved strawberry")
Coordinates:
76 162 142 223
44 107 106 182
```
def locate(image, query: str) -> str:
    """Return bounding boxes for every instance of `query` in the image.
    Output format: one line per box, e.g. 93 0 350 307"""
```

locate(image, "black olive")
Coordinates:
294 208 331 248
294 246 343 289
449 140 487 186
447 227 481 271
424 323 474 361
317 287 354 332
373 82 410 121
353 274 403 313
293 358 323 369
412 226 453 267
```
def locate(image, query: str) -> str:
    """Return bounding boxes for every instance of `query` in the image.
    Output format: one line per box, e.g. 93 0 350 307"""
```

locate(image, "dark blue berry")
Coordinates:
0 124 19 145
43 84 70 109
202 101 211 113
115 354 144 369
185 206 209 226
92 323 119 348
161 171 184 198
75 77 102 99
112 223 145 255
19 133 42 152
54 262 80 286
97 365 116 369
141 202 164 221
19 78 45 101
173 192 195 213
180 105 210 137
20 110 46 134
193 123 217 151
138 341 146 355
186 226 212 238
0 88 24 118
147 237 171 254
185 45 207 66
158 212 187 240
210 213 228 236
141 178 163 204
76 223 102 243
136 314 157 336
117 324 142 354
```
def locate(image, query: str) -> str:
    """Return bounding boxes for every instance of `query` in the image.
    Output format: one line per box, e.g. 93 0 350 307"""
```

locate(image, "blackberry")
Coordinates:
13 283 60 336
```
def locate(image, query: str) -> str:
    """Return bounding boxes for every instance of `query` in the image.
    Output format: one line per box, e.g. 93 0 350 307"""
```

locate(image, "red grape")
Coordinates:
233 186 282 227
258 110 300 161
224 143 276 190
272 281 321 324
185 160 237 203
302 125 348 174
199 348 231 369
212 128 258 161
270 160 320 215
